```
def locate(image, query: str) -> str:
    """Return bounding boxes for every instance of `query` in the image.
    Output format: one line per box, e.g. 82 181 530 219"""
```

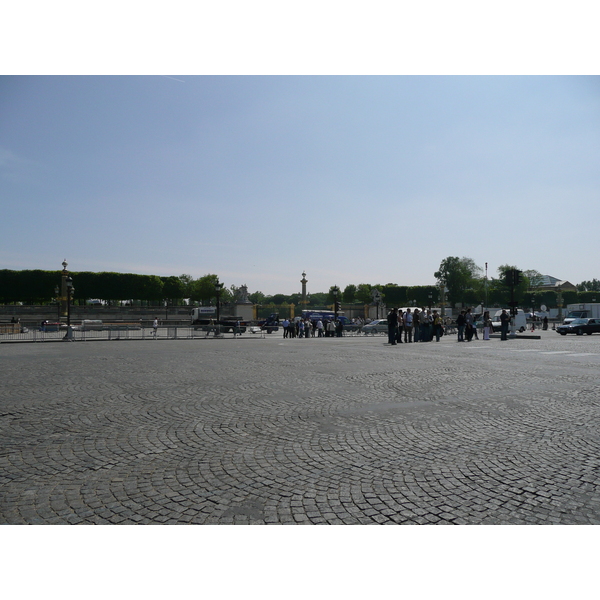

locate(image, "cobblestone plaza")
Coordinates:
2 331 600 525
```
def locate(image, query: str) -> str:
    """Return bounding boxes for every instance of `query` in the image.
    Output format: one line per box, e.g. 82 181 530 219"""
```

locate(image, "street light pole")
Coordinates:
332 285 339 321
66 276 73 326
215 282 223 322
64 274 74 340
54 286 60 322
60 259 69 323
485 262 488 308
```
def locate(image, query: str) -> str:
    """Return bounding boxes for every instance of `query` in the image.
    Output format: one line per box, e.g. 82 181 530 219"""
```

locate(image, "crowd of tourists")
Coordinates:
279 307 519 343
385 307 447 345
280 316 365 338
385 307 500 345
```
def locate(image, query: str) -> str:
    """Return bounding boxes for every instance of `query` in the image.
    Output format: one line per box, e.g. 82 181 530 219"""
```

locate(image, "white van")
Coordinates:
491 309 527 333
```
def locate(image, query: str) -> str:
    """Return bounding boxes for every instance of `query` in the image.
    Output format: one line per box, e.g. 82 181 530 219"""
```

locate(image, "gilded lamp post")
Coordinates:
60 259 69 323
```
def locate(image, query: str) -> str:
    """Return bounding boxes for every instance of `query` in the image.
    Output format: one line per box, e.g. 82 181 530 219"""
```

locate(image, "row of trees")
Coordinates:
432 256 597 309
0 270 227 306
1 262 597 308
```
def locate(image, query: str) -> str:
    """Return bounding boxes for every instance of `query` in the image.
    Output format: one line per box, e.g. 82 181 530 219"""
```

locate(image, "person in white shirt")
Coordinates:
316 320 324 337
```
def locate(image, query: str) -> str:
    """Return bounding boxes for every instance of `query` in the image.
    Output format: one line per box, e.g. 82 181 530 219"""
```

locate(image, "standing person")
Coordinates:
456 310 466 342
298 319 305 338
282 318 290 338
316 319 324 337
396 309 404 343
432 310 443 342
465 308 474 342
305 319 312 339
387 308 398 345
543 315 548 331
327 319 336 337
419 308 429 342
403 308 413 343
427 309 434 341
483 311 492 340
413 309 421 342
153 317 158 338
500 309 510 340
472 315 479 339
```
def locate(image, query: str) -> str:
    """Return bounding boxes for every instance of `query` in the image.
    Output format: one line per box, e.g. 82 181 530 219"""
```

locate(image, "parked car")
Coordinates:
556 318 600 336
362 319 388 335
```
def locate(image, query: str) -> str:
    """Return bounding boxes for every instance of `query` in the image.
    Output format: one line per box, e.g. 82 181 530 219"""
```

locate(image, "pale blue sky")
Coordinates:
1 75 599 295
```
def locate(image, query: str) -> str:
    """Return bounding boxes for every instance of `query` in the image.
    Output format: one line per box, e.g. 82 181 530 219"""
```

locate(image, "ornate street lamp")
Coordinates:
63 274 75 340
54 285 60 322
60 259 69 321
332 285 340 320
66 276 74 326
215 281 223 322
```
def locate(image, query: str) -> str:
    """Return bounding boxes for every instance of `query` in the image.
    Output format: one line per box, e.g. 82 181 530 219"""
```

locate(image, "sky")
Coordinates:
1 75 599 296
1 4 599 298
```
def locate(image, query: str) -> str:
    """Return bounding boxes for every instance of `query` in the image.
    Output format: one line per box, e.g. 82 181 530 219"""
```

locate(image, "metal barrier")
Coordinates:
0 326 268 343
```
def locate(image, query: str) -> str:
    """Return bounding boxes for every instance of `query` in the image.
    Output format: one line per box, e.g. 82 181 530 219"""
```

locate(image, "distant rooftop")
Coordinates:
538 275 561 286
537 275 577 291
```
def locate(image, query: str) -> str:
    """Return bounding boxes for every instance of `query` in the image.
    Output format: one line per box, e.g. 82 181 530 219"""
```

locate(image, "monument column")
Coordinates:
300 271 308 307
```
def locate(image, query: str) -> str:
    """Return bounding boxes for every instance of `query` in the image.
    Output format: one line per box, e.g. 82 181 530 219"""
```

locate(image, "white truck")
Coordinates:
491 309 527 333
563 303 600 324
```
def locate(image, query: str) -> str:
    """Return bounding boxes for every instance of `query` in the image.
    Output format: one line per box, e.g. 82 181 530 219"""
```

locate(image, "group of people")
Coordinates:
386 307 447 345
281 318 343 338
455 308 492 341
386 306 511 344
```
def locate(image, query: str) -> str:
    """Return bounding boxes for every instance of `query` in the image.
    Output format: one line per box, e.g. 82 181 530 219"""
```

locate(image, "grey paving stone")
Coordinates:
2 332 600 525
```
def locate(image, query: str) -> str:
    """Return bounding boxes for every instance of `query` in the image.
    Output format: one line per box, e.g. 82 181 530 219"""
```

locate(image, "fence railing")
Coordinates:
0 324 370 343
0 325 270 343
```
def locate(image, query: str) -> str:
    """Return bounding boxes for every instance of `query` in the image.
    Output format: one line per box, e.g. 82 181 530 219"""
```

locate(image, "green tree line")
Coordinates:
1 264 596 308
0 270 230 306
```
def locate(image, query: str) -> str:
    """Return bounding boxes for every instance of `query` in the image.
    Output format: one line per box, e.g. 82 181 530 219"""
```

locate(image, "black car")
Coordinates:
556 318 600 336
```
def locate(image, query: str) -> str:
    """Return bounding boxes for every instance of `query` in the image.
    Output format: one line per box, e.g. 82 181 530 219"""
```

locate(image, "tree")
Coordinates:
307 292 327 306
523 269 544 290
249 291 266 304
577 279 600 292
327 286 343 304
0 270 21 303
497 265 528 296
407 286 438 308
356 283 373 304
434 256 481 307
137 275 164 304
381 284 409 307
577 291 600 303
190 274 221 305
162 276 185 304
342 284 357 303
270 294 288 305
178 274 195 298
